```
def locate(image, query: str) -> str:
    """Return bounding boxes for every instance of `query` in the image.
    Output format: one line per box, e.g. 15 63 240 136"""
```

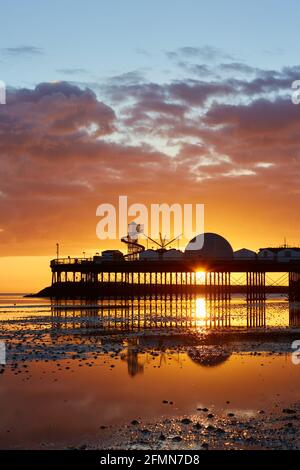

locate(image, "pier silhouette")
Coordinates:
49 257 299 299
45 231 300 300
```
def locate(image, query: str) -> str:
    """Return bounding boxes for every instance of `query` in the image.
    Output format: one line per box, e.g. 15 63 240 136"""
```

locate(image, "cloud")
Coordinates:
108 70 145 85
0 81 180 254
102 62 300 198
1 45 43 57
166 45 235 62
135 48 151 57
204 97 300 134
56 68 88 75
3 81 116 138
218 62 258 75
104 64 300 115
222 168 256 177
177 63 214 78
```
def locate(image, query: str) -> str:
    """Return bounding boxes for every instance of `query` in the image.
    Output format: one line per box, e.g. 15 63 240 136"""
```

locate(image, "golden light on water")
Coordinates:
195 272 207 326
196 297 207 322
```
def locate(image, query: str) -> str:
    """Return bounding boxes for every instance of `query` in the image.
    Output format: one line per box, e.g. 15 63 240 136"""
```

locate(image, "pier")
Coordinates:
49 257 300 299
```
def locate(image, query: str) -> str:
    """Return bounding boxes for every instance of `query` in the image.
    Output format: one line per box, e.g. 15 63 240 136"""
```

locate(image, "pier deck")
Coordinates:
48 258 300 300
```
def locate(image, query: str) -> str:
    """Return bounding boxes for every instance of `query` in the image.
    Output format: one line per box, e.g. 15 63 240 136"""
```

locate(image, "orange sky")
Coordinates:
1 74 300 292
1 168 299 292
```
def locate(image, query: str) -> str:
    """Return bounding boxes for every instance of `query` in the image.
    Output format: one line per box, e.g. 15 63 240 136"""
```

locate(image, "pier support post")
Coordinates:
204 271 231 301
247 272 266 301
247 299 266 327
289 272 300 301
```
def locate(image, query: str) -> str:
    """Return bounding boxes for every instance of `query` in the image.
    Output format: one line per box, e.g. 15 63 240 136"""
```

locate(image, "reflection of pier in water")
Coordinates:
247 301 266 328
121 338 186 376
121 339 144 376
289 302 300 327
50 294 269 332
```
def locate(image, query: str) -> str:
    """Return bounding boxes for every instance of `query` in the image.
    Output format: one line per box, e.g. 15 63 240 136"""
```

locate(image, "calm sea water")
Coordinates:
0 294 300 449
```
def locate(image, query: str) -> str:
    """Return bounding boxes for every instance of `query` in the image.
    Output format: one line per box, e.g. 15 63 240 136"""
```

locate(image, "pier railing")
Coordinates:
51 258 93 266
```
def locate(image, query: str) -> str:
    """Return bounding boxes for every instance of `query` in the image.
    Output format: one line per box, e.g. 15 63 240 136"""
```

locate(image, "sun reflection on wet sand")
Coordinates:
196 297 207 325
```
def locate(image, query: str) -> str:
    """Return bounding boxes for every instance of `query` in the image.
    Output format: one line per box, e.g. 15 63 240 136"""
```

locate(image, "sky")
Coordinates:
0 0 300 291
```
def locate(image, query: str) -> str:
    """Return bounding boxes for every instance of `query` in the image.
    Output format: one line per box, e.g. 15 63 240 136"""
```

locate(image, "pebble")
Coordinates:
206 424 215 431
193 422 202 430
181 418 192 425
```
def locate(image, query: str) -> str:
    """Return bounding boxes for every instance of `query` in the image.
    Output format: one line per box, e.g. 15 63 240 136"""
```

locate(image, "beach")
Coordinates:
0 294 300 449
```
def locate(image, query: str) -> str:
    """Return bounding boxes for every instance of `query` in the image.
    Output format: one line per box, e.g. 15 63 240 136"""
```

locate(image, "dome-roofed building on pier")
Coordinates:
184 232 234 259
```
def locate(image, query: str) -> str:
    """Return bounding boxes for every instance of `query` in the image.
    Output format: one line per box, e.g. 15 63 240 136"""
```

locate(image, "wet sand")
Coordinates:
1 294 300 449
91 405 300 450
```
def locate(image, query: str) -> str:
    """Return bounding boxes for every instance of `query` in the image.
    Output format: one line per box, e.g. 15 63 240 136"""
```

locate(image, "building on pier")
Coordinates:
258 247 300 261
139 248 183 261
234 248 256 259
185 232 234 259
